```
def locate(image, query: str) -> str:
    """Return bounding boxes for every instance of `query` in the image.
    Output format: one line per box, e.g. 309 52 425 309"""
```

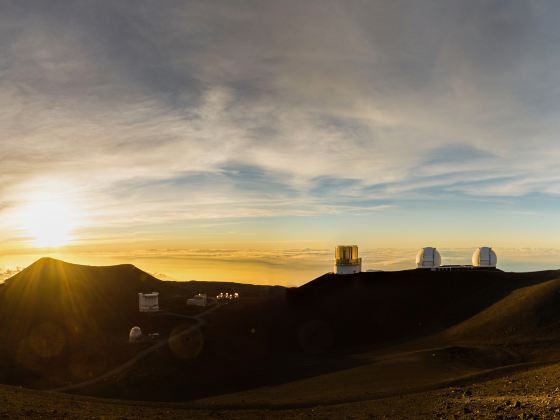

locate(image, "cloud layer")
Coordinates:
1 1 560 251
5 246 554 286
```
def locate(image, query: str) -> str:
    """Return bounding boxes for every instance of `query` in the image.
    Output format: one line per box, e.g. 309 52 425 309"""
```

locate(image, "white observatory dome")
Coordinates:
129 326 143 342
416 247 442 268
472 247 497 268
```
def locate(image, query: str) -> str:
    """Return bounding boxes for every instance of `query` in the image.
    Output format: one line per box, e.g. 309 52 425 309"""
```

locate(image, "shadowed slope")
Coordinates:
0 258 286 391
180 271 560 408
439 277 560 343
288 269 560 347
2 260 560 402
0 257 164 344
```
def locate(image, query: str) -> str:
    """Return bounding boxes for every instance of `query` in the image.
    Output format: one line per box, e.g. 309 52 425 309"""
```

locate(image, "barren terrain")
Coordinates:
2 258 560 418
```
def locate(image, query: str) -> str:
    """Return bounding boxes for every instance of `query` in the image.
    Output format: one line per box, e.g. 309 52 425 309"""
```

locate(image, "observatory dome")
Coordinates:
416 247 442 268
129 326 143 342
472 247 497 268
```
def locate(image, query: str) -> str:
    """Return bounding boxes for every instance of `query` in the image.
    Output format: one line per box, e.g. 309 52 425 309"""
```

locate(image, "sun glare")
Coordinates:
20 196 79 247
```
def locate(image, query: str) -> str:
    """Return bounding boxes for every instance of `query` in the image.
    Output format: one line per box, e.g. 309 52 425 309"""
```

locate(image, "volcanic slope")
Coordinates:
4 260 560 409
435 276 560 344
0 257 283 341
0 258 283 391
181 269 560 408
70 268 560 404
287 269 560 348
0 257 165 339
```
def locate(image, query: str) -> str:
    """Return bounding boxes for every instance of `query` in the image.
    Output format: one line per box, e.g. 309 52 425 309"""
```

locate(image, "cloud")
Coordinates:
1 0 560 245
37 246 560 285
0 267 23 282
85 248 333 267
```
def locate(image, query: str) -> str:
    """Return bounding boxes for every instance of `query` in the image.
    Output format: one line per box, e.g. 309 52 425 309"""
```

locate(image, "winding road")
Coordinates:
49 301 223 393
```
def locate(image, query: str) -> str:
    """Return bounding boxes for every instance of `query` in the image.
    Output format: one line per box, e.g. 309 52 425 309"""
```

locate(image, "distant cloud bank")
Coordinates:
0 267 22 282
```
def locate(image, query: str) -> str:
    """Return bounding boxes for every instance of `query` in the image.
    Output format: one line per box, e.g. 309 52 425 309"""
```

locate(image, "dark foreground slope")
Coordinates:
0 258 283 391
287 269 560 348
2 259 560 405
2 357 560 418
438 276 560 344
160 269 560 408
93 267 560 402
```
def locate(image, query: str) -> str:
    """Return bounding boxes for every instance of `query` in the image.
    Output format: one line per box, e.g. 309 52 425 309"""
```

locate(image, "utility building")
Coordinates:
472 247 497 268
187 293 207 307
416 247 442 269
138 292 159 312
334 245 362 274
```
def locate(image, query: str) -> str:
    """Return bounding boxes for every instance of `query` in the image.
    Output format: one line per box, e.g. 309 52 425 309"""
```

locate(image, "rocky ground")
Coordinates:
4 361 560 418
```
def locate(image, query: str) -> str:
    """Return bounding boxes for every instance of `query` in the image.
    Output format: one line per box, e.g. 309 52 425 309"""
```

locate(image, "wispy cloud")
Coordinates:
1 1 560 248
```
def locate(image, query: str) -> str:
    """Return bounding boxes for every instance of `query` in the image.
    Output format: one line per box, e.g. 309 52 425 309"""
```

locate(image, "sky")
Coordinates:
1 0 560 285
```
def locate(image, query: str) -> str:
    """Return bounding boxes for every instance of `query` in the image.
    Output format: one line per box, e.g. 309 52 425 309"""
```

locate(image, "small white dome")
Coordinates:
129 326 143 342
416 247 442 268
472 247 497 268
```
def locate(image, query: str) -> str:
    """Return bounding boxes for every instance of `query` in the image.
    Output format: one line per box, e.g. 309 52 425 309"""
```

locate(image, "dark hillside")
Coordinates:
0 258 287 391
2 258 560 402
0 257 165 340
287 269 560 348
439 277 560 343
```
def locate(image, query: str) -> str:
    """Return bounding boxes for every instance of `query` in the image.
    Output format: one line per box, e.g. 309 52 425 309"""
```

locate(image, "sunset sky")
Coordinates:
2 1 560 285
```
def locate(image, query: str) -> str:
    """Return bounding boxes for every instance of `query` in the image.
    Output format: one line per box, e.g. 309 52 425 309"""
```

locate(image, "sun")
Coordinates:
20 196 79 248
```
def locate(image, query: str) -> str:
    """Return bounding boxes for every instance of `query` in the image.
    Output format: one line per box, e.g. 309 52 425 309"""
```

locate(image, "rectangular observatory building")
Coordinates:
334 245 362 274
138 292 160 312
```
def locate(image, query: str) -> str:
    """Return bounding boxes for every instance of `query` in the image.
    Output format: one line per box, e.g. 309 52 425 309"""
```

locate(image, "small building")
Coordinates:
434 265 475 271
138 292 159 312
334 245 362 275
472 247 497 268
187 293 207 307
416 247 442 269
129 326 142 342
